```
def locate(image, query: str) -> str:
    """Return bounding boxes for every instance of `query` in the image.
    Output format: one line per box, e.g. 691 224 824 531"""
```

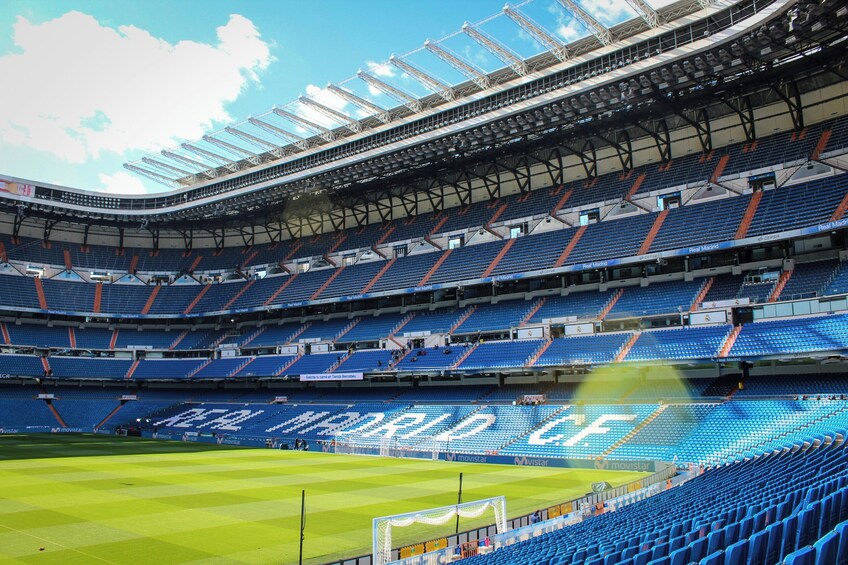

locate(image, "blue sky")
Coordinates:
0 0 667 194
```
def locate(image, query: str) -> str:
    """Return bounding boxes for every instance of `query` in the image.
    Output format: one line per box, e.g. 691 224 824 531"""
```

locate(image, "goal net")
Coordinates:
372 496 507 565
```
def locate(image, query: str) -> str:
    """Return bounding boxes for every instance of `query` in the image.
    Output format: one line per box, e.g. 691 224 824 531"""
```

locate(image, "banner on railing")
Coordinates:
300 372 363 382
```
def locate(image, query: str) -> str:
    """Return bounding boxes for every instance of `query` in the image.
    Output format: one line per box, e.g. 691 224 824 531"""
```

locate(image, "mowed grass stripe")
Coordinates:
0 435 645 564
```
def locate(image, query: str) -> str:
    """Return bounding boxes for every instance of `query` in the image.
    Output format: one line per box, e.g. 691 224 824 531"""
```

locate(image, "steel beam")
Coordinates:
556 0 613 45
356 70 423 112
326 84 392 123
298 95 362 133
247 117 309 150
424 40 491 89
503 4 569 61
462 22 527 76
272 107 336 142
389 55 455 101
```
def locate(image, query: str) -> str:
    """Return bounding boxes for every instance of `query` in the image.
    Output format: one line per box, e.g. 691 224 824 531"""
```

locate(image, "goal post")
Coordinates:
372 496 507 565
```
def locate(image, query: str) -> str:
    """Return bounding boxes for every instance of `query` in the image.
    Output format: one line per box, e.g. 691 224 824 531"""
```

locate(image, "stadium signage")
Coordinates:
300 372 363 381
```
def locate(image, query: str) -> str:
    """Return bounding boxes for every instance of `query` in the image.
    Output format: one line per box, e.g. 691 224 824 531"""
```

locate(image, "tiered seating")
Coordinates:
132 359 206 380
527 291 613 323
114 328 176 350
398 309 465 335
47 356 133 379
606 279 704 319
824 261 848 296
394 345 469 371
5 324 69 348
535 333 633 366
778 259 840 300
74 328 113 350
610 404 717 460
235 355 296 377
445 405 562 454
0 354 46 377
173 328 228 350
466 425 848 565
426 240 507 285
747 177 848 237
52 398 118 429
242 323 303 348
333 350 394 373
500 404 658 458
296 318 355 342
458 339 544 370
489 229 578 277
394 385 491 403
625 326 730 361
730 314 848 357
192 357 252 379
341 313 408 343
567 213 656 264
281 353 338 375
454 300 537 334
735 374 848 397
648 195 750 252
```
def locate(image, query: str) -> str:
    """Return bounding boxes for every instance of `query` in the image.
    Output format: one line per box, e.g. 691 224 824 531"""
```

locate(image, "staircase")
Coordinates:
718 325 743 358
551 188 574 215
33 277 48 309
327 352 352 373
625 173 647 200
601 404 669 457
68 327 77 349
229 357 255 377
690 277 715 311
811 129 832 161
310 268 344 300
222 279 256 310
93 282 103 313
140 285 160 315
239 327 266 347
598 289 624 321
94 403 125 431
128 255 139 273
709 154 730 183
264 274 298 306
487 203 509 227
169 330 189 350
418 249 452 286
109 329 119 350
429 214 450 237
480 239 515 278
275 355 302 376
186 359 212 379
389 313 415 337
451 342 480 369
519 297 547 327
184 284 211 314
125 359 140 380
45 401 68 428
286 322 312 344
831 191 848 222
497 405 570 452
735 191 763 239
637 209 669 255
526 339 553 367
449 306 477 334
188 254 203 272
360 258 396 294
0 322 10 345
768 270 794 302
554 225 587 267
614 332 641 363
335 318 361 341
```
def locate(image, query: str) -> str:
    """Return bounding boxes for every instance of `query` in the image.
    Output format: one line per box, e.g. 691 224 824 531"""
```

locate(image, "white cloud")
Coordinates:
97 170 149 194
0 11 272 164
366 60 395 78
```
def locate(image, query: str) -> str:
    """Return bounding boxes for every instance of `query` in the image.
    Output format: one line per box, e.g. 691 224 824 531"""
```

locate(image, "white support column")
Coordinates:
247 117 310 150
556 0 613 45
298 95 362 133
225 127 285 158
203 135 261 165
424 39 491 89
272 107 336 142
389 54 455 101
624 0 661 28
356 70 423 112
181 142 240 173
503 3 569 61
161 150 219 177
326 84 392 123
462 22 528 76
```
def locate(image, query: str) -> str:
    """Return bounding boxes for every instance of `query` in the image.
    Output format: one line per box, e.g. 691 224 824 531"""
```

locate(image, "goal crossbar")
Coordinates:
372 495 507 565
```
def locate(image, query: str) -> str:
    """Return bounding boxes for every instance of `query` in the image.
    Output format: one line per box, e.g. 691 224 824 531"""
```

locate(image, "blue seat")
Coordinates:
783 545 816 565
699 550 724 565
689 537 708 563
835 521 848 565
813 530 838 565
706 530 724 555
748 529 768 565
647 557 669 565
634 549 652 565
723 539 748 565
782 515 799 560
668 546 689 565
766 521 784 564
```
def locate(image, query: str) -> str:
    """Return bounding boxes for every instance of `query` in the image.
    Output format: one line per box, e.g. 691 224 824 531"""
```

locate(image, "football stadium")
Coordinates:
1 0 848 563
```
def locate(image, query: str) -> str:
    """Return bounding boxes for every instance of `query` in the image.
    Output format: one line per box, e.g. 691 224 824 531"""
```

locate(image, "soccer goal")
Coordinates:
372 496 507 565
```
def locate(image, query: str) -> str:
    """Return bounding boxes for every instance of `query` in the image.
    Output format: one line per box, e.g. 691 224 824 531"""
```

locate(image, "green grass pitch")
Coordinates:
0 434 645 564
